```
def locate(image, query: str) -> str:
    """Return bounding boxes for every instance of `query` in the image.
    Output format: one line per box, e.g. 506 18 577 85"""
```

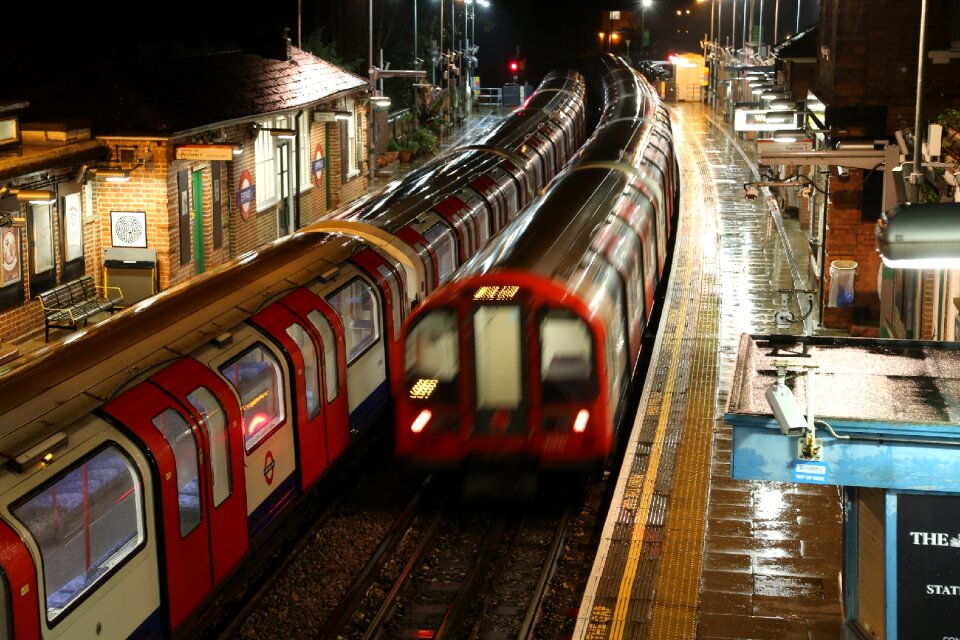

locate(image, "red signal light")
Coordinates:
509 60 519 73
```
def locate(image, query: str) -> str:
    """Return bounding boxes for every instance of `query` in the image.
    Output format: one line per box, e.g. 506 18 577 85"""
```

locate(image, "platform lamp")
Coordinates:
639 0 652 56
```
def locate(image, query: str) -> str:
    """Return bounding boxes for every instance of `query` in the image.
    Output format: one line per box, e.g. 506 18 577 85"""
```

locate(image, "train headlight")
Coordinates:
573 409 590 433
411 409 433 433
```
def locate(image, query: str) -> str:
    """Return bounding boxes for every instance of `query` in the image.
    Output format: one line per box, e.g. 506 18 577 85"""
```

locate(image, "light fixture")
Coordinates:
89 167 131 182
4 431 69 473
232 143 244 156
334 111 351 121
876 203 960 269
268 128 297 140
370 95 392 108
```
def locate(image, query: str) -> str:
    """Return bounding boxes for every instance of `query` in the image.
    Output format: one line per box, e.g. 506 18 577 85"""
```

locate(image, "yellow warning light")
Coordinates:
473 285 519 301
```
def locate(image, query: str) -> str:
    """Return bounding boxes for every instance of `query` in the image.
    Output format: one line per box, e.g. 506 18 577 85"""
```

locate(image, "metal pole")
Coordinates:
710 0 715 48
911 0 929 202
796 0 800 33
731 0 737 50
758 0 764 49
297 0 302 48
773 0 779 43
742 0 747 53
718 0 723 49
414 0 418 62
368 0 376 182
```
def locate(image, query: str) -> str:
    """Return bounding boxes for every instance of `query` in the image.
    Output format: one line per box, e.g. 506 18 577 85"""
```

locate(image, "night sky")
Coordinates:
4 0 820 89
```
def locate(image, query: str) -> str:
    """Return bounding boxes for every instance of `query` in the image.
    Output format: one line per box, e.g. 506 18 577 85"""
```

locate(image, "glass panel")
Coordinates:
473 306 522 409
31 203 54 275
13 446 144 623
307 309 339 402
540 310 595 402
424 223 457 284
186 387 231 508
152 409 201 537
377 264 403 336
326 278 380 364
405 310 459 403
285 323 321 420
219 345 286 451
62 193 84 262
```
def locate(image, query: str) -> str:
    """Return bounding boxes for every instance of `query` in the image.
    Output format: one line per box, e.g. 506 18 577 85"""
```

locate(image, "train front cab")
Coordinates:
395 274 612 469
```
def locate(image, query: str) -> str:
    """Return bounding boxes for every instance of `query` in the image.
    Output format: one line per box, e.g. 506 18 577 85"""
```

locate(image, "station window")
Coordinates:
405 310 459 402
12 445 145 624
539 310 596 403
152 409 202 537
286 323 321 420
423 223 457 284
219 344 287 452
186 387 231 507
307 309 339 402
326 277 380 364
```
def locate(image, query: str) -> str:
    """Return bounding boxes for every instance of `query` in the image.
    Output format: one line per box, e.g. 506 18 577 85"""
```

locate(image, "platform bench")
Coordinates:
37 275 123 342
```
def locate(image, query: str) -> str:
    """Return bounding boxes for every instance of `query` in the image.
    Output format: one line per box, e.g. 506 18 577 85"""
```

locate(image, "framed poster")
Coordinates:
1 226 21 286
111 211 147 248
62 192 84 261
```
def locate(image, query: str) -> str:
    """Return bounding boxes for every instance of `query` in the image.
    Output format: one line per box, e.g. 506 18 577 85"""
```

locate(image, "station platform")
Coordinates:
573 102 844 639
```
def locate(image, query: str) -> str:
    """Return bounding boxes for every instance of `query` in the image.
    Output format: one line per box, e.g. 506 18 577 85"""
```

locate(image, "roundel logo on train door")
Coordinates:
313 144 325 187
263 450 276 485
238 170 254 222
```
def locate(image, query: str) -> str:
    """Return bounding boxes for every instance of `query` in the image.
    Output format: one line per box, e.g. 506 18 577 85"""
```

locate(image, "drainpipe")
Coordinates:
294 109 303 230
910 0 929 203
325 123 332 211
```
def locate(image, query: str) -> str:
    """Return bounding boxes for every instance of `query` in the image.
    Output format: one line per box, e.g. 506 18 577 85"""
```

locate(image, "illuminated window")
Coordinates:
405 310 459 402
186 387 231 507
152 409 201 536
30 203 54 275
473 306 522 409
297 111 313 193
326 277 380 364
219 345 286 452
254 120 278 209
13 446 145 624
345 98 359 178
286 323 321 420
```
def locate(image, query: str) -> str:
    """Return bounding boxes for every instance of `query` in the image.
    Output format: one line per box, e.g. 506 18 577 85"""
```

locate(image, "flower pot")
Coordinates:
399 149 413 163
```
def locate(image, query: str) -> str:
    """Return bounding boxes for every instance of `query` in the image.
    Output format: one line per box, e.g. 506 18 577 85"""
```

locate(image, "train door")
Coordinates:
249 300 333 490
279 288 350 461
149 357 248 585
103 385 214 631
0 519 39 640
351 249 404 345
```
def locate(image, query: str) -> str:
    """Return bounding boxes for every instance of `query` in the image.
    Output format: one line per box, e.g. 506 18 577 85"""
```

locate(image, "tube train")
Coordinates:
394 55 680 471
0 71 587 640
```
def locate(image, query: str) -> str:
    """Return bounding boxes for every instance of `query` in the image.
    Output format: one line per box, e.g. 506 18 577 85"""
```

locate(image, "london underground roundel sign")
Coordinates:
313 144 325 187
238 170 255 221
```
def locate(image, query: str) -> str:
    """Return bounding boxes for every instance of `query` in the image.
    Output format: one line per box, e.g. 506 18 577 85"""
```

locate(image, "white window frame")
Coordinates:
346 98 359 179
254 120 278 211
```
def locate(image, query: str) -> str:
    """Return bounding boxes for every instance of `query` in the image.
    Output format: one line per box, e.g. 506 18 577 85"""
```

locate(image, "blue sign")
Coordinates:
312 157 326 173
793 461 828 484
239 185 256 206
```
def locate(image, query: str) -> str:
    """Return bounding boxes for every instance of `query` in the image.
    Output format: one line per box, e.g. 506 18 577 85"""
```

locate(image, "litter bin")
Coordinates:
828 260 858 307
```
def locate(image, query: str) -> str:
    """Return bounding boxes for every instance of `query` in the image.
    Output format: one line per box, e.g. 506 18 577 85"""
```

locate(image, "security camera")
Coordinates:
765 382 807 436
744 185 761 200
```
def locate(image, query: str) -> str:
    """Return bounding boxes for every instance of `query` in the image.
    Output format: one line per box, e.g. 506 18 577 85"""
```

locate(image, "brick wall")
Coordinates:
821 170 881 332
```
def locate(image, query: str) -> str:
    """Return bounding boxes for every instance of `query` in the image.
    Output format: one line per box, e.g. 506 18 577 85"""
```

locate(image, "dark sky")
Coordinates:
4 0 820 88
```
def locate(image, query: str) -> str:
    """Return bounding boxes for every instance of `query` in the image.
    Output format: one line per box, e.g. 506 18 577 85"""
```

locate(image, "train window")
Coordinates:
307 309 339 402
405 310 459 402
152 409 202 537
0 566 11 640
423 223 457 284
539 310 596 402
12 445 145 625
186 387 231 508
376 264 403 337
326 277 380 364
472 306 523 409
285 323 321 420
219 345 287 452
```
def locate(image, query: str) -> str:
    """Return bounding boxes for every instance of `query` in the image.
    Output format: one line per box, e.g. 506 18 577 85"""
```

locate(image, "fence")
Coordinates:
475 87 503 106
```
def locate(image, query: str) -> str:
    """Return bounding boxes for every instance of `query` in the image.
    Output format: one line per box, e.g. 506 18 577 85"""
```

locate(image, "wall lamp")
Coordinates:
0 185 56 202
89 167 132 182
253 125 298 140
370 95 392 108
877 203 960 269
232 143 244 156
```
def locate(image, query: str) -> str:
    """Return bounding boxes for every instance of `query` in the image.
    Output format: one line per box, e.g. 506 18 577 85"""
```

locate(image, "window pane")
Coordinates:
31 203 54 275
13 446 144 623
406 310 459 403
473 306 522 409
186 387 231 507
219 345 286 451
326 278 380 364
62 193 84 262
286 323 321 420
424 223 457 284
307 309 339 402
376 264 403 336
540 310 595 402
152 409 201 537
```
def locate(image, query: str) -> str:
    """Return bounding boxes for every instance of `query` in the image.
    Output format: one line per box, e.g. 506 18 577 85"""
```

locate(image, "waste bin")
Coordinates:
104 247 158 307
828 260 858 307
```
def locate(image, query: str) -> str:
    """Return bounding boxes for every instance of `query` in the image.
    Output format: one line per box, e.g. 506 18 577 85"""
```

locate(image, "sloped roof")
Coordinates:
772 26 818 59
17 46 368 138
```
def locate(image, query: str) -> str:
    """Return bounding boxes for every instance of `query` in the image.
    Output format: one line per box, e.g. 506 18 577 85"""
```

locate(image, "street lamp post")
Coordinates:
640 0 651 57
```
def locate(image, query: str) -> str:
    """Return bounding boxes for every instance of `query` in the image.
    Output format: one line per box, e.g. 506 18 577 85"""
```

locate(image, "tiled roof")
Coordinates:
17 46 368 138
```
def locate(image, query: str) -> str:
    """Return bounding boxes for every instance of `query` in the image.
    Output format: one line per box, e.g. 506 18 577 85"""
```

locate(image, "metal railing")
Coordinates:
475 87 503 106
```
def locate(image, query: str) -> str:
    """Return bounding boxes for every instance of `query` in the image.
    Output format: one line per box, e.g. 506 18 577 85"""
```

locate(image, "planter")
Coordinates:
399 149 413 163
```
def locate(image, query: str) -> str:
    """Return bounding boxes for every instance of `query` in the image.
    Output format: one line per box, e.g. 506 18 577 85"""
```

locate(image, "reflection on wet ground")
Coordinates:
675 101 844 639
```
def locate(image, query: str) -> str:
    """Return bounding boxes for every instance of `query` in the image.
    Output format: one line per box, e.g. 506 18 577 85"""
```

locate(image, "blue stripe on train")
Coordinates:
349 381 388 433
128 607 163 639
247 473 299 540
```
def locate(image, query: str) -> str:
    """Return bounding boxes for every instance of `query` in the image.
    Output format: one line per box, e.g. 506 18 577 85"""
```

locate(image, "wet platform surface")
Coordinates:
574 101 844 639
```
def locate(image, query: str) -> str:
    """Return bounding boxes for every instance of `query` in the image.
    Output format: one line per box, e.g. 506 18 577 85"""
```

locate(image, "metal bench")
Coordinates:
36 274 123 341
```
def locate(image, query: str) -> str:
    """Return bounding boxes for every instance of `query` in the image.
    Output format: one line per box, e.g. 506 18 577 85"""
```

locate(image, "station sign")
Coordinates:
175 144 235 161
313 112 339 123
734 108 800 132
757 137 814 154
